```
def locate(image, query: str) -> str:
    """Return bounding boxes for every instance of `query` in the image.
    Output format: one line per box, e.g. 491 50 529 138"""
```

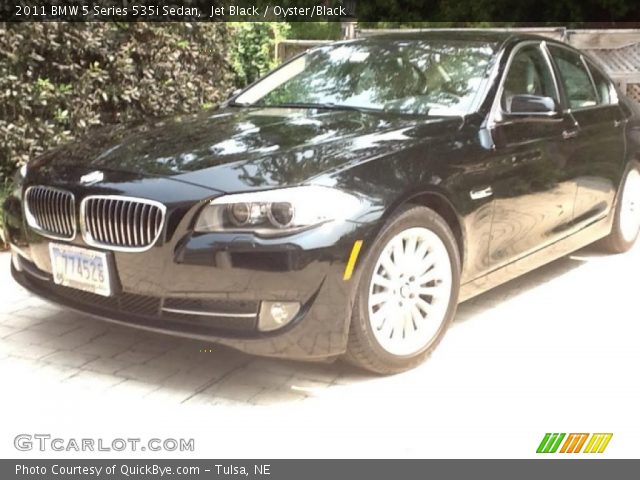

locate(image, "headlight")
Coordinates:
194 185 363 236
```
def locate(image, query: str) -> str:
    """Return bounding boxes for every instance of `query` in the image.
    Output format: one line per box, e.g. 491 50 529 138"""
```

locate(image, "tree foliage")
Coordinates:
0 22 234 187
229 22 290 87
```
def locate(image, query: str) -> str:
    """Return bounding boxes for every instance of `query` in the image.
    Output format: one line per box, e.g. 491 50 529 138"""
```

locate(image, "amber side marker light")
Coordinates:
343 240 363 281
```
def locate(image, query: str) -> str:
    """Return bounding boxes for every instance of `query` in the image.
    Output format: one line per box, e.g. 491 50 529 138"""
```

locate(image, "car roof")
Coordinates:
354 29 554 47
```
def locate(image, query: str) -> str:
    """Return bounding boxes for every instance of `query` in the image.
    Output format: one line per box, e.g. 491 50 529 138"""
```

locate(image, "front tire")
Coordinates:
601 165 640 253
344 206 461 374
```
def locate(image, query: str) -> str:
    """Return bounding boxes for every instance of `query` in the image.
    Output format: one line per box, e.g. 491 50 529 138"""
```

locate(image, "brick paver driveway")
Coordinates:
1 243 639 458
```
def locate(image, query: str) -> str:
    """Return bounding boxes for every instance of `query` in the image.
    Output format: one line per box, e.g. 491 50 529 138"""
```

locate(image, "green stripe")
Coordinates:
537 433 552 453
538 433 566 453
542 434 558 453
548 433 566 453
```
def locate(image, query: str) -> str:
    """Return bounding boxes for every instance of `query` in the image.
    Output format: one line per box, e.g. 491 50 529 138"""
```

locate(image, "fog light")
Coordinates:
258 301 300 332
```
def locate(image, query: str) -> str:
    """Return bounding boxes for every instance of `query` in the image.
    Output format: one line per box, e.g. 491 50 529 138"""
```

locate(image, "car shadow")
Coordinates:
454 244 604 325
2 244 610 406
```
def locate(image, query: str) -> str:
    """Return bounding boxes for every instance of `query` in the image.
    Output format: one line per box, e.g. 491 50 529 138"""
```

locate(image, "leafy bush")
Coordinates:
287 22 342 40
229 22 289 87
0 22 234 188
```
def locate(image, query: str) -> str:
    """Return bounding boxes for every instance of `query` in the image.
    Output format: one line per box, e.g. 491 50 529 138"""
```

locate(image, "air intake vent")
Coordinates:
24 186 76 240
80 196 166 251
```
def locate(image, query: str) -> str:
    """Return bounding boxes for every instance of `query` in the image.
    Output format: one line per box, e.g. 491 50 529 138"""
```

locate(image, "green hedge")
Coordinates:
0 22 235 188
229 22 289 87
0 22 303 247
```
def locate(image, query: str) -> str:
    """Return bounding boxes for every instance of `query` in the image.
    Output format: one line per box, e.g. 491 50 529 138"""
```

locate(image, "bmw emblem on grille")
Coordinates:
80 170 104 185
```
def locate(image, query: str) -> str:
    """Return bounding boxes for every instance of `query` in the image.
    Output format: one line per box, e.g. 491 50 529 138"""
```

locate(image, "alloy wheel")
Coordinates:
620 169 640 243
367 227 453 356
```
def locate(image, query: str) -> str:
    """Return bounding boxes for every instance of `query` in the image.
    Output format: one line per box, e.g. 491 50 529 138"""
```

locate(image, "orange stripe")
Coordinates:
567 434 582 453
560 434 575 453
574 433 589 453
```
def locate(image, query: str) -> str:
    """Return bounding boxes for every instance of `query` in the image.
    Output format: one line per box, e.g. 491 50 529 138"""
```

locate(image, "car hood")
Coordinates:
32 106 463 193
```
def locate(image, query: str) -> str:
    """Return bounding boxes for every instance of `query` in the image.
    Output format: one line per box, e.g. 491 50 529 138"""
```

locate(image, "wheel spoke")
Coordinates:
380 253 399 279
418 285 442 296
403 309 414 334
391 237 405 271
410 305 425 328
371 304 392 331
372 274 393 290
415 297 433 315
404 234 418 260
379 310 396 338
417 269 438 285
413 241 430 265
370 291 392 306
416 255 436 278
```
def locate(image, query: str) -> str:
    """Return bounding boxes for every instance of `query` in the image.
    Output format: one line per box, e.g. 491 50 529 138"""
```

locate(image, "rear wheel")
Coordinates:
344 206 460 374
601 166 640 253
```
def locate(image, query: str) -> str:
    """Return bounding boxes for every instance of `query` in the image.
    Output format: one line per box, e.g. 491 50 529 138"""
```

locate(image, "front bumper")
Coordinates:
10 254 354 360
5 188 374 360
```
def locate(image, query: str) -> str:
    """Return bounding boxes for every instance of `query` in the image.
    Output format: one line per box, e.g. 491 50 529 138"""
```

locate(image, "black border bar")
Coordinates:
2 459 638 480
3 0 640 22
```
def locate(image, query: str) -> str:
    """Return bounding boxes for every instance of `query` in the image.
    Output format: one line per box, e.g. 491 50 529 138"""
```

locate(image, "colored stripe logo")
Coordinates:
583 433 613 453
537 433 612 454
560 433 589 453
537 433 565 453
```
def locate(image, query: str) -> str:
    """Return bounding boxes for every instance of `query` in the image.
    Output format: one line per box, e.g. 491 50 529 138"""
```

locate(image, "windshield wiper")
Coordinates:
242 101 383 113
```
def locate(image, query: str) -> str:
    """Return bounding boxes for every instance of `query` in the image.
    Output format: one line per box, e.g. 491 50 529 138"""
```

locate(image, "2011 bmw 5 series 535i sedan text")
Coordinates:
4 31 640 373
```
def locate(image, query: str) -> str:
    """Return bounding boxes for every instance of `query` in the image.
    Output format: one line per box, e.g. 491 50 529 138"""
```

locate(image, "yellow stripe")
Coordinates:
343 240 363 281
591 434 605 453
597 434 613 453
583 434 598 453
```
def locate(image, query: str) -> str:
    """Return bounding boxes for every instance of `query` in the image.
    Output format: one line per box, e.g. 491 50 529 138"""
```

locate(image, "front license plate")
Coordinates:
49 243 112 297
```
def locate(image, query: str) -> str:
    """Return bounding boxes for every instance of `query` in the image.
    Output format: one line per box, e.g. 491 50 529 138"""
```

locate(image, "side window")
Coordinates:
586 60 617 105
501 44 557 113
549 46 598 109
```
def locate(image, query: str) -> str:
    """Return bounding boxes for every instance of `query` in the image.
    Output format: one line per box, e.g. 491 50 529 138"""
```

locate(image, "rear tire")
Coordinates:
600 165 640 254
344 206 461 374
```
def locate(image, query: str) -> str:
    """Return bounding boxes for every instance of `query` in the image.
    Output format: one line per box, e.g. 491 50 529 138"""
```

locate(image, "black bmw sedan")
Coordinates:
4 31 640 373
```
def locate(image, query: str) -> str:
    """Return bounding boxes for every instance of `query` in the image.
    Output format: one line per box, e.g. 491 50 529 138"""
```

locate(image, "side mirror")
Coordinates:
507 94 558 116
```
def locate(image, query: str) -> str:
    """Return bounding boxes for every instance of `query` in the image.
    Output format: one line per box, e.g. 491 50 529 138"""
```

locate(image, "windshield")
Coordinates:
234 39 497 116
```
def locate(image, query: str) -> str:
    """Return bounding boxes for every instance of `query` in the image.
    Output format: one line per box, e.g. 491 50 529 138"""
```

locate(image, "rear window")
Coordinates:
548 46 598 110
586 60 617 105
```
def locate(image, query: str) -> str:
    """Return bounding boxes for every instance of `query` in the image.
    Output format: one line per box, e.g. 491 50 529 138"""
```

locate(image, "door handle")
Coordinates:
470 186 493 200
562 129 579 140
614 119 623 128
